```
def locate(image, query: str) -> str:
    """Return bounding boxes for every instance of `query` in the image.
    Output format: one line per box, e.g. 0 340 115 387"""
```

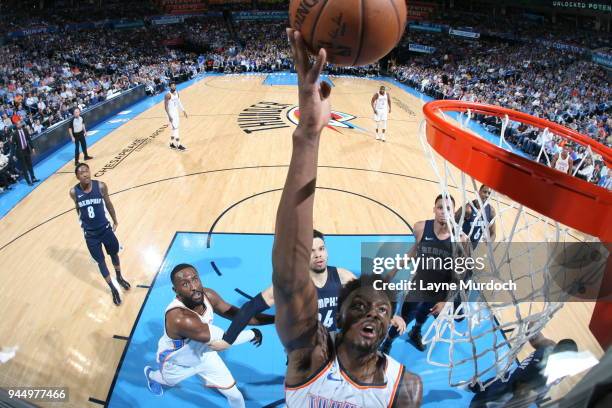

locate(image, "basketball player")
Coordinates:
217 230 407 347
144 264 273 406
551 147 573 175
468 330 577 407
69 163 130 305
381 194 469 353
371 85 391 141
272 28 422 407
164 81 188 151
456 184 496 247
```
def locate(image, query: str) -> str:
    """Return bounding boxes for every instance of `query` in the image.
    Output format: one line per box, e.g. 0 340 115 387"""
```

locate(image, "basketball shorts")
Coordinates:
374 109 388 122
169 113 179 130
159 349 236 388
85 225 120 263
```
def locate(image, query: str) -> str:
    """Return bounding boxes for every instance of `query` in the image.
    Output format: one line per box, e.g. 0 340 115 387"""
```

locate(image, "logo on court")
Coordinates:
286 106 367 133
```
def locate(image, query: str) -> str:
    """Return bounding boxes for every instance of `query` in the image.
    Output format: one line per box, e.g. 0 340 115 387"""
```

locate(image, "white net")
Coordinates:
416 108 607 389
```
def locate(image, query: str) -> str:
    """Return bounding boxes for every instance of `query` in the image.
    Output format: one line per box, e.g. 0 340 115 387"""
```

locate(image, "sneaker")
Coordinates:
177 144 187 151
144 366 163 396
84 156 93 160
407 328 426 351
375 135 380 140
111 286 122 306
169 143 177 149
116 274 131 291
32 178 40 183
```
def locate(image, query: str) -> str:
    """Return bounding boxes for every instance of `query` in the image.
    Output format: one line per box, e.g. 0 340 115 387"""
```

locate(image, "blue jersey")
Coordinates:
412 219 454 302
462 200 493 246
74 180 110 234
317 266 342 332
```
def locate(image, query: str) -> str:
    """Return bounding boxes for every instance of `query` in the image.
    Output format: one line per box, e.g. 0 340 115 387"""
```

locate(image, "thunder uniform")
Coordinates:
167 91 182 130
316 266 342 331
75 180 120 264
554 154 571 174
154 296 236 388
285 334 405 408
373 92 389 122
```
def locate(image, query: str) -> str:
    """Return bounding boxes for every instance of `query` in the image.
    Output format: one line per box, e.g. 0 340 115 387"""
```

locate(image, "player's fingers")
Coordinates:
309 47 327 83
293 30 310 75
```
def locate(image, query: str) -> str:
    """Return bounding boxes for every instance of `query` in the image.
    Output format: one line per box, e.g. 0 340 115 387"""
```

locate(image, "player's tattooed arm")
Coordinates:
166 308 211 343
100 182 118 230
69 187 80 217
204 288 274 325
396 371 423 408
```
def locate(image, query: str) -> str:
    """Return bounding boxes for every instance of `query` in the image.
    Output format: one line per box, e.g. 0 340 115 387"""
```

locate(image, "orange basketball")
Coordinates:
289 0 407 66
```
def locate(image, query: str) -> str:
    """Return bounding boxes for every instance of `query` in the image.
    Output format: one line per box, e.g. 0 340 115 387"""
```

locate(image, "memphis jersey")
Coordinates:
412 219 454 302
374 93 389 112
317 266 342 331
75 180 109 233
461 200 493 245
156 296 214 367
285 335 405 407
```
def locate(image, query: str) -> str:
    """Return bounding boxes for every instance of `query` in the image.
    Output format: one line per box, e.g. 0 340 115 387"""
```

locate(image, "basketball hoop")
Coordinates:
417 100 611 388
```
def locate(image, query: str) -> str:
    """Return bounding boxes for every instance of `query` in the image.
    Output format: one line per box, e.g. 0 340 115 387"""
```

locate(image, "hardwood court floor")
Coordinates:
0 75 603 406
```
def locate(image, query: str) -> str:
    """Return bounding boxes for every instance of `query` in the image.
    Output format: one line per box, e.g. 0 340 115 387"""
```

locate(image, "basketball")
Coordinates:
289 0 407 66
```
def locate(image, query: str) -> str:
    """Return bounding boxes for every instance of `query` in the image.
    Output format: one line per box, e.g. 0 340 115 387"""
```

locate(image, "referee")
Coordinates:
69 108 93 166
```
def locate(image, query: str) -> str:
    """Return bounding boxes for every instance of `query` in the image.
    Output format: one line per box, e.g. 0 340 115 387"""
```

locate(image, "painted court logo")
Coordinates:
286 106 366 133
237 101 365 134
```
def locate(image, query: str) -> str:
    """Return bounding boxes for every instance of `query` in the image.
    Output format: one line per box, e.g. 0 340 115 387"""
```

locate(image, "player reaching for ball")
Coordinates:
273 28 422 407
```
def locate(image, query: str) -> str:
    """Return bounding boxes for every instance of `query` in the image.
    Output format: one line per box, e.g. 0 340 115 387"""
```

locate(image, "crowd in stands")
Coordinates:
0 3 609 191
390 27 610 188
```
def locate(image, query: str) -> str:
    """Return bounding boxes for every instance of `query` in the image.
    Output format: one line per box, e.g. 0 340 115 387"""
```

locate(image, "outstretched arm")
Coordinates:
204 288 274 325
272 29 331 354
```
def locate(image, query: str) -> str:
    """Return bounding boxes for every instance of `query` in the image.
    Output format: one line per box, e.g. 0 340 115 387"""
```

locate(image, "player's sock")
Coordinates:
223 293 270 344
218 385 245 408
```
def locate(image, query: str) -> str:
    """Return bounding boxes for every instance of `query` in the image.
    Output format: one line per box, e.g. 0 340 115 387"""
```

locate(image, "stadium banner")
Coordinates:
65 22 97 31
449 28 480 39
151 15 185 25
592 49 612 69
408 1 438 20
409 22 443 33
409 43 436 54
7 26 58 38
534 38 587 54
112 20 145 30
232 11 288 21
551 1 611 12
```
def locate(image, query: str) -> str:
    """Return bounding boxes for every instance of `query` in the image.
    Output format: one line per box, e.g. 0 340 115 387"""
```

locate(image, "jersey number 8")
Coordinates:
87 206 95 219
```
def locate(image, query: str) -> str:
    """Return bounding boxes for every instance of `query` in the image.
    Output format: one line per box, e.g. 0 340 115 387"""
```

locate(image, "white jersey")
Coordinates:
167 91 181 115
285 336 404 407
555 154 570 173
374 92 389 112
156 296 214 367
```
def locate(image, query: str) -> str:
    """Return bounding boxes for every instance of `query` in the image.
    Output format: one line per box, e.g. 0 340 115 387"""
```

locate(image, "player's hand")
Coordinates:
183 111 188 119
390 315 407 335
250 328 263 347
112 222 118 232
208 339 230 351
430 302 445 316
287 28 331 134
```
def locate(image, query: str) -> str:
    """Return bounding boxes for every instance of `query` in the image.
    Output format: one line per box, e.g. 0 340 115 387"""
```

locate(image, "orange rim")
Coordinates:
422 100 612 241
